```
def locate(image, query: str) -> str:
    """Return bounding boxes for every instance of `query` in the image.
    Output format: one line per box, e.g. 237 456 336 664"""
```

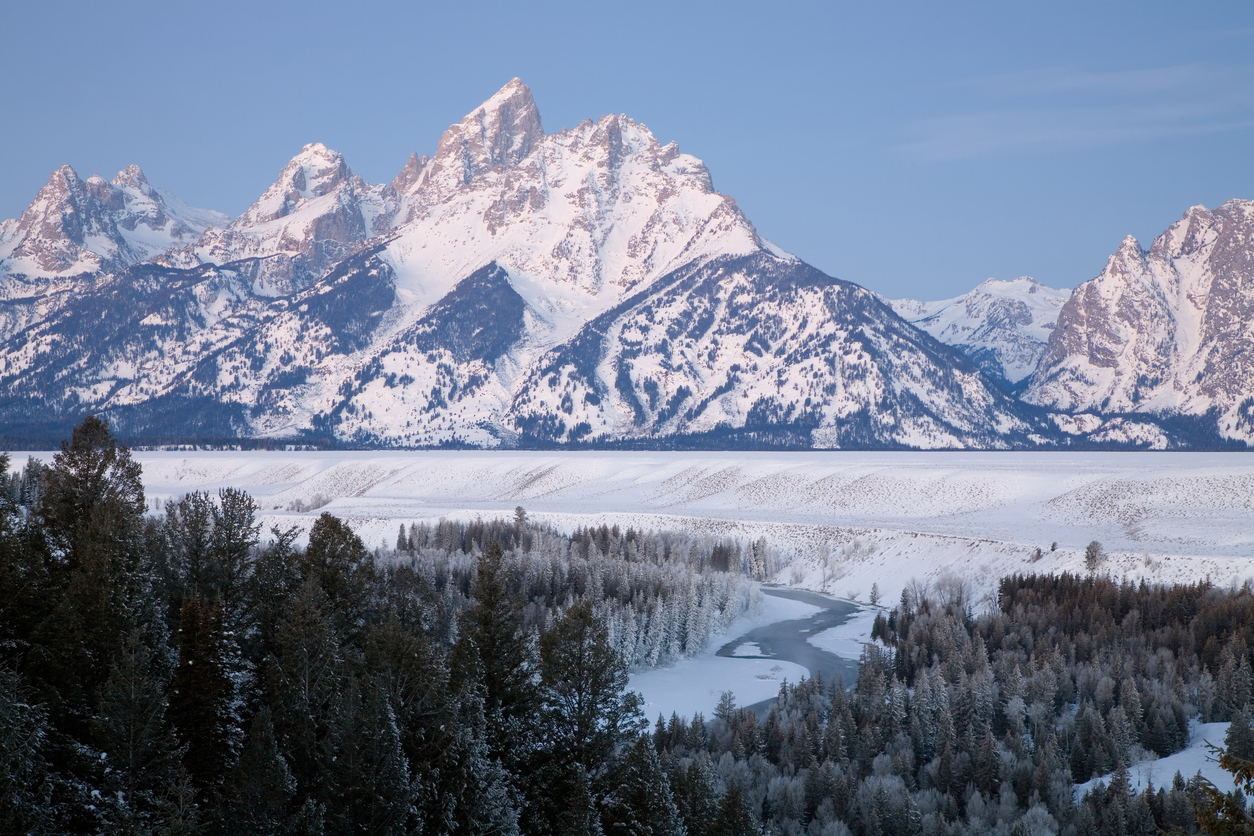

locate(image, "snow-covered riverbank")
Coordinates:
1074 721 1232 798
628 592 817 720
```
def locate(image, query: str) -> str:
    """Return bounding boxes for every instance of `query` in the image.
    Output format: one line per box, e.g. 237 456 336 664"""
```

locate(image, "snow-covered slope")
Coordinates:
381 78 764 338
890 277 1069 386
1025 200 1254 443
496 253 1046 448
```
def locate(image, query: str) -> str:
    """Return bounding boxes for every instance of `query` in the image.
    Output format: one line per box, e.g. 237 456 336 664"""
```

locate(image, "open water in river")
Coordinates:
716 587 863 714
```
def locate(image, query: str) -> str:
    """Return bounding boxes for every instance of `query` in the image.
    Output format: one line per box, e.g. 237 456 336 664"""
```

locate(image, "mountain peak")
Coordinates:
283 143 349 197
112 164 150 190
234 143 352 227
433 78 543 182
390 151 429 193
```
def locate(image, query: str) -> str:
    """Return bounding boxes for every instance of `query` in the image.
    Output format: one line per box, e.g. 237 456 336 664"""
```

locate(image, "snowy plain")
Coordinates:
22 448 1252 610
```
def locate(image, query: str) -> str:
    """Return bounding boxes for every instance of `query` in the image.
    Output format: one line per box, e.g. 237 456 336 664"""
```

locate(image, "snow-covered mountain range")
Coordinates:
889 277 1069 387
0 79 1249 449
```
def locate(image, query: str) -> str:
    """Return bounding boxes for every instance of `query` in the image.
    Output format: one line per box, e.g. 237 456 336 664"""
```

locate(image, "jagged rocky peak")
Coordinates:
390 151 429 193
1026 198 1254 441
185 142 398 295
0 163 224 280
112 163 150 191
238 142 353 225
382 78 763 311
0 165 107 275
415 78 544 195
451 78 542 171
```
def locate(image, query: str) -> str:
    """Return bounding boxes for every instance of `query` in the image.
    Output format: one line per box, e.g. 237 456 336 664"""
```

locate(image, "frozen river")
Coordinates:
629 587 869 720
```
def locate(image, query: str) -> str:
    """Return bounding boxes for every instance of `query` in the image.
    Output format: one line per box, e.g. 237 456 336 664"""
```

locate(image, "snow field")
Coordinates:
807 605 881 658
629 655 810 723
1073 722 1232 799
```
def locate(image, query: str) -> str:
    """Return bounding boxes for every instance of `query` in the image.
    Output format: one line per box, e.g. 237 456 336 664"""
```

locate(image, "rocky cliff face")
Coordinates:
1025 200 1254 442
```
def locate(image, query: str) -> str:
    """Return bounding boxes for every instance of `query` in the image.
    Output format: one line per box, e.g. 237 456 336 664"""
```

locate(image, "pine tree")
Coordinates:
265 577 343 796
674 757 717 836
600 735 685 836
303 512 377 638
39 415 145 563
0 665 51 835
324 676 415 836
225 707 295 836
91 628 181 821
209 486 261 629
28 415 150 756
169 596 235 790
709 785 757 836
538 599 644 779
455 541 538 771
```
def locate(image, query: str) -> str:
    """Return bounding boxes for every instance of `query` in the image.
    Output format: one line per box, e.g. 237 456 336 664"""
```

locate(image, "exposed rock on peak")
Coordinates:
239 142 353 225
450 78 543 172
0 163 224 281
408 78 546 201
187 143 396 294
390 152 429 193
112 164 149 190
1026 199 1254 442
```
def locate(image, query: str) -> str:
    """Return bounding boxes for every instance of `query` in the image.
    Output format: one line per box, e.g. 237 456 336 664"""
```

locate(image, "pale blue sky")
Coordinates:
2 0 1251 299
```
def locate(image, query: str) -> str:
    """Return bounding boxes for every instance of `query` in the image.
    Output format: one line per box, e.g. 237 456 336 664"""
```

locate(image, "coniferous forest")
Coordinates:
4 417 1254 835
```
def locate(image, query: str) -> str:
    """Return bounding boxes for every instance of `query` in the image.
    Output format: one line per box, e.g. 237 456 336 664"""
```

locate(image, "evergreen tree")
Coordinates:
303 511 377 638
265 577 344 799
26 416 151 796
709 785 757 836
673 757 717 836
600 734 685 836
225 707 295 836
456 541 539 771
0 665 51 835
91 628 181 823
324 676 415 836
539 599 644 778
39 415 145 562
169 596 235 791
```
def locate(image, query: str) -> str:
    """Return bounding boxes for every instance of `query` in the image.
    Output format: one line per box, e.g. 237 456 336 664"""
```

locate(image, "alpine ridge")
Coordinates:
889 277 1069 388
1025 199 1254 445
